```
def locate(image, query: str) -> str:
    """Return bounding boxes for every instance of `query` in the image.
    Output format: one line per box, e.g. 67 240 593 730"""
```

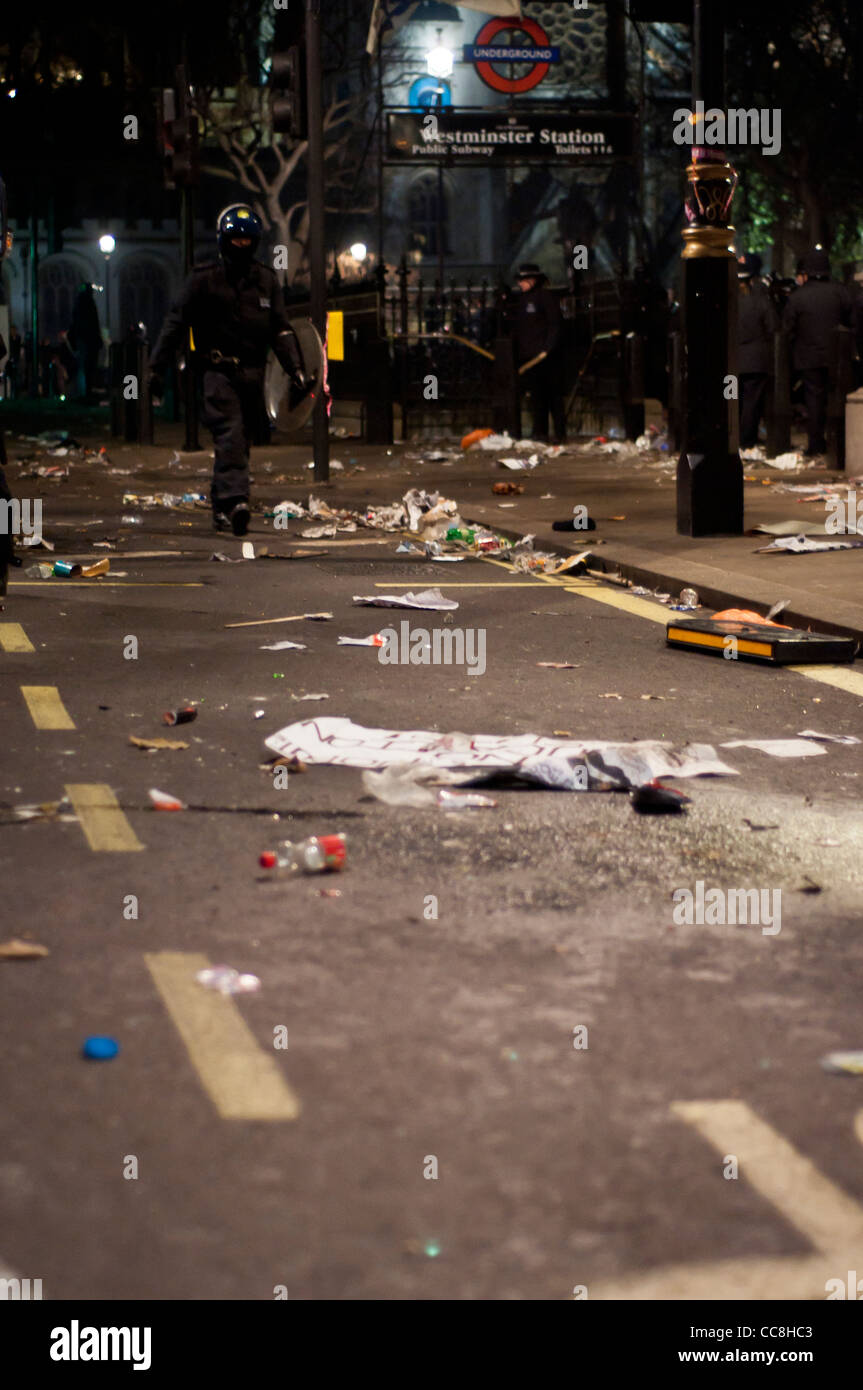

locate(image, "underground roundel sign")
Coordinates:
465 17 560 95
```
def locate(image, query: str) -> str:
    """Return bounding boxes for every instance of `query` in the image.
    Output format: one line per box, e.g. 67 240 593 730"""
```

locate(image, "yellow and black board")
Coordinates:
665 617 857 665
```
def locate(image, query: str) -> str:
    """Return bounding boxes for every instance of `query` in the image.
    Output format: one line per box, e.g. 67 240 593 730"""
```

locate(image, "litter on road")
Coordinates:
195 966 262 995
149 788 185 810
361 763 470 807
352 588 459 612
720 739 827 758
0 939 50 959
224 613 333 629
756 533 863 553
129 736 189 751
337 634 385 647
820 1052 863 1075
631 782 691 814
259 641 307 651
82 1037 120 1060
797 730 861 745
260 834 347 874
163 706 198 726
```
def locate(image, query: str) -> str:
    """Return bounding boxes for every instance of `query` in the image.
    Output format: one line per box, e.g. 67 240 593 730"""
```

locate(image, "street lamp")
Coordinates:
98 233 115 344
426 33 453 79
350 242 368 262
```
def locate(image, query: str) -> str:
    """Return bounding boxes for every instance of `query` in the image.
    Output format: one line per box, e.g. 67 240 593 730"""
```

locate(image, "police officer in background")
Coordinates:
148 204 310 536
513 263 566 443
737 252 776 451
784 247 853 458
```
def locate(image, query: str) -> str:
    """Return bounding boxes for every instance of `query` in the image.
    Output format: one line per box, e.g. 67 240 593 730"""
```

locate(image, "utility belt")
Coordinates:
205 350 264 383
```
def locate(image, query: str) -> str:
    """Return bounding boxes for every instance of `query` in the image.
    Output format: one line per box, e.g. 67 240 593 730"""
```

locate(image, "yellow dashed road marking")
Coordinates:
0 623 35 652
21 685 75 729
145 951 300 1122
671 1100 863 1251
592 1100 863 1300
65 784 145 852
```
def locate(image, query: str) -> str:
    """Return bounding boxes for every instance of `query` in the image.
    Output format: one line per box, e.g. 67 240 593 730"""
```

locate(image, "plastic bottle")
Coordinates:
445 527 475 545
260 833 347 875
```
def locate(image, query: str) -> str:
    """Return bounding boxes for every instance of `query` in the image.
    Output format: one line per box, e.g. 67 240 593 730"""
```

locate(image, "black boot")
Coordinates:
213 497 250 536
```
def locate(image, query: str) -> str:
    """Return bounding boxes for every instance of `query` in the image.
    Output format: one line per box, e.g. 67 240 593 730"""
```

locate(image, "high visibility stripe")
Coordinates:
666 627 773 657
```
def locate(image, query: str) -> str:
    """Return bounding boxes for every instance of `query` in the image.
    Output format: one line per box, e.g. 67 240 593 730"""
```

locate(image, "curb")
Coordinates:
464 517 863 651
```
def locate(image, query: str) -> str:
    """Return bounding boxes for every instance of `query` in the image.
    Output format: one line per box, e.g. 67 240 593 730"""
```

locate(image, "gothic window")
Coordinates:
408 173 450 259
40 258 82 342
118 257 170 342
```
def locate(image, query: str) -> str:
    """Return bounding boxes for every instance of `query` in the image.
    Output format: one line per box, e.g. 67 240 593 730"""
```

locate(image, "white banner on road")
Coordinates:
264 717 738 786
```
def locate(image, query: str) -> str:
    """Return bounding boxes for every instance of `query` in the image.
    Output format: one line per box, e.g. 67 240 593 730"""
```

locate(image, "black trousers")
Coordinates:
521 355 566 442
800 367 829 454
739 372 768 449
201 368 266 506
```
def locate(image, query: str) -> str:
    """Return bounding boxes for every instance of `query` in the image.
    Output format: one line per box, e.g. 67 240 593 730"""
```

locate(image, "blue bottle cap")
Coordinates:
82 1036 120 1060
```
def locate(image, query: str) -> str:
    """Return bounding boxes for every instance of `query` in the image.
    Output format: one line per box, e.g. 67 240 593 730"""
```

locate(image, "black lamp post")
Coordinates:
675 0 743 536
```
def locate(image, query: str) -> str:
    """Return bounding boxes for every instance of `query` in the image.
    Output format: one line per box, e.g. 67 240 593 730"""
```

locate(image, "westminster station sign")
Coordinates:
386 110 635 165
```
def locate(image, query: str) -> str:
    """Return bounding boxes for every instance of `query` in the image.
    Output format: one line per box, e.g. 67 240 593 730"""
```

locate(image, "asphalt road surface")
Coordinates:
2 467 863 1302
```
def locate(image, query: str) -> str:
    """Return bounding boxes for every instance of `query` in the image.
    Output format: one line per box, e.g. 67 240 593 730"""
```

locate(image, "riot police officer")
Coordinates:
148 204 310 536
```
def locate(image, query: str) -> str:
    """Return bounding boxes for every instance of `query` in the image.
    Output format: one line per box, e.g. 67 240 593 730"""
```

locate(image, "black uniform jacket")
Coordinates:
514 285 563 365
738 284 777 375
784 278 853 371
150 260 299 376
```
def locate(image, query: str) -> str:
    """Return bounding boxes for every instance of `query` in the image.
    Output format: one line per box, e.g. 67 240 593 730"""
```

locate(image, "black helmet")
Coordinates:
217 204 262 267
803 247 830 279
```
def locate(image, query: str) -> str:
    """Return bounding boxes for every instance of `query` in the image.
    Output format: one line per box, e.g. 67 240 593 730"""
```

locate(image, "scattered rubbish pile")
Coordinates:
122 491 208 511
24 558 111 580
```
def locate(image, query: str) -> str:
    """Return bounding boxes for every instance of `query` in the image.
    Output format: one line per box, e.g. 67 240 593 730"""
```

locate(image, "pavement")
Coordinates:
2 410 863 1303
